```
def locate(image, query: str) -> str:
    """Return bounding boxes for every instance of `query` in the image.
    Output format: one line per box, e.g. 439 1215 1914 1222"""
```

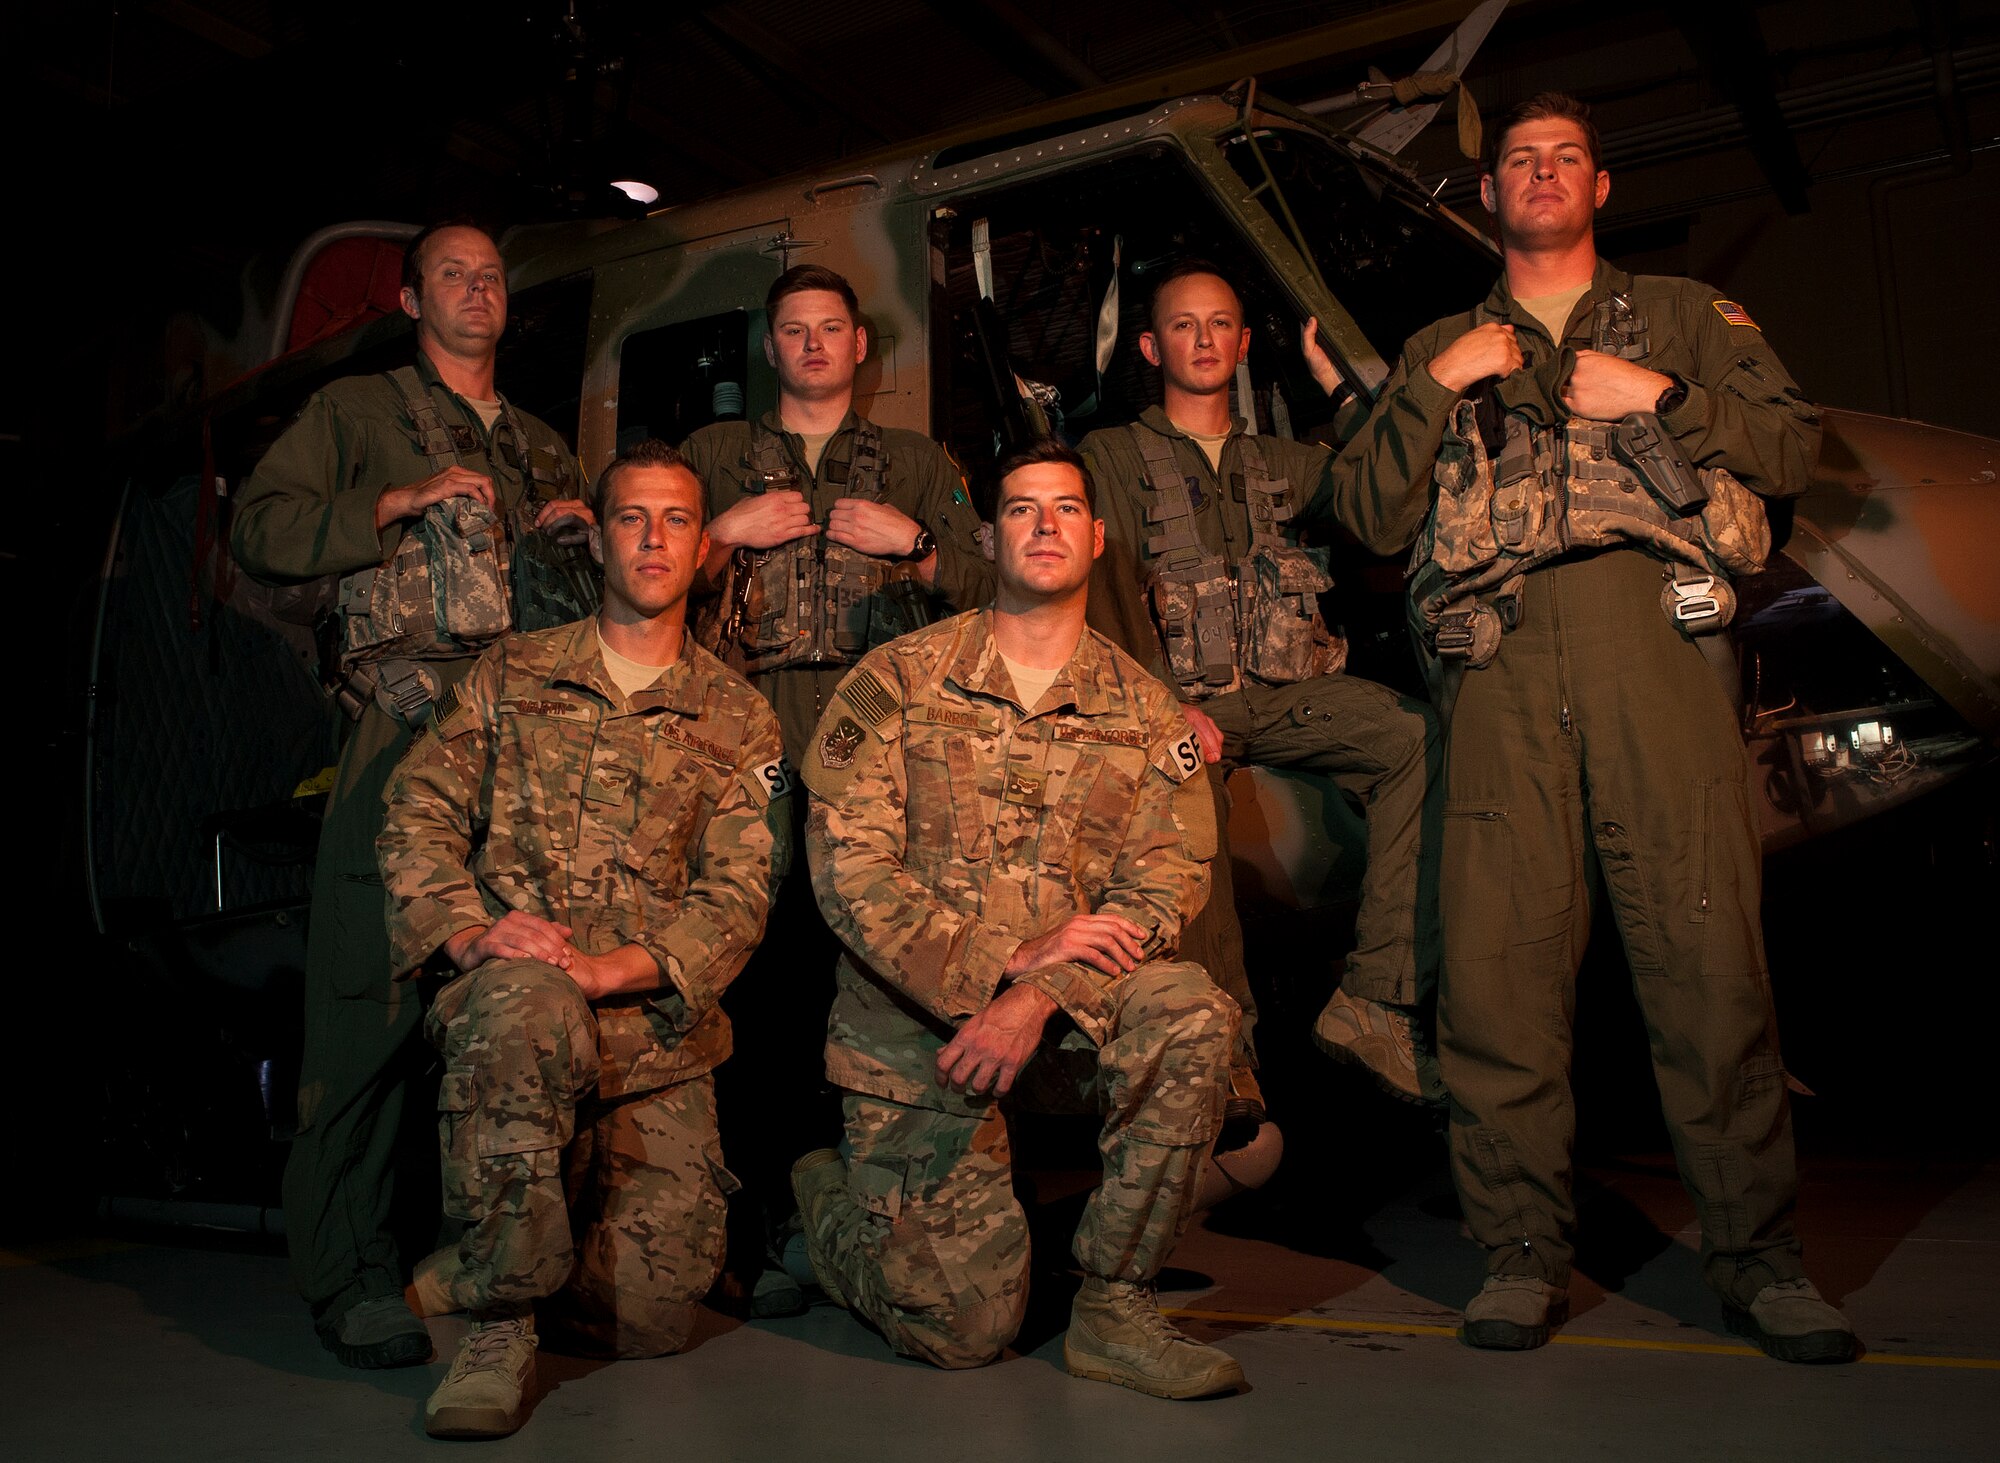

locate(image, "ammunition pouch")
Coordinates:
1238 544 1341 683
1150 562 1240 699
335 496 514 673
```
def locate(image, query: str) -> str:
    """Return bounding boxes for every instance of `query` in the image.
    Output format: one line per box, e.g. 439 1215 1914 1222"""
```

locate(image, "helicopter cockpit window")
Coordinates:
616 310 758 453
1220 126 1497 363
929 144 1350 514
495 272 592 450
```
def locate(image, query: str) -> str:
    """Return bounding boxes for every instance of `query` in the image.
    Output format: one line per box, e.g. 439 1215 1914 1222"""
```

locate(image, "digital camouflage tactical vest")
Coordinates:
720 418 931 673
331 367 596 719
1409 295 1771 669
1135 426 1345 701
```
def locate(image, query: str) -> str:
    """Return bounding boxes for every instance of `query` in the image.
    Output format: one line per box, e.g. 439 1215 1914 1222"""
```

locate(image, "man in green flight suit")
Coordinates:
1330 92 1856 1362
1081 261 1443 1113
232 221 595 1368
680 265 992 1313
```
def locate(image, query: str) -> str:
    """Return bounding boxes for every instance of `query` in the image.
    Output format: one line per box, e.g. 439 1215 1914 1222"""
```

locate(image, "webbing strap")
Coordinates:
1134 427 1206 565
386 366 458 472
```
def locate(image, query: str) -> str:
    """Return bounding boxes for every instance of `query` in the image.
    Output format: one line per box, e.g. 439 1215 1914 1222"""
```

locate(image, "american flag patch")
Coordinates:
1713 300 1759 330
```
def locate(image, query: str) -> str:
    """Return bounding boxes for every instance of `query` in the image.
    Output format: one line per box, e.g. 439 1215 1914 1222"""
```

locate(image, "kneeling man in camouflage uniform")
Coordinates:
792 439 1245 1399
379 440 790 1437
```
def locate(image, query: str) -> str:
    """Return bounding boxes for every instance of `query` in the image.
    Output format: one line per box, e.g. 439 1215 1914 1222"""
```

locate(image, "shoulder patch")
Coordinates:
1152 727 1204 784
1712 300 1759 330
840 667 900 727
744 755 796 807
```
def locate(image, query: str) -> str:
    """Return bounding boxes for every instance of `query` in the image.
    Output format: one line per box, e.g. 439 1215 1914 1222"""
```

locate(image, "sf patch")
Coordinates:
748 755 796 806
1155 727 1203 783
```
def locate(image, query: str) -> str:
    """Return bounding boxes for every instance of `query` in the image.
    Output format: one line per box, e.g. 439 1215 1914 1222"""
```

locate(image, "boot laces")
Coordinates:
457 1318 531 1376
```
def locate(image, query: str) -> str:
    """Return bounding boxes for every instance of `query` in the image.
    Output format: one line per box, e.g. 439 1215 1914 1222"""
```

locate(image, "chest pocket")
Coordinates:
619 752 724 894
903 726 993 864
1036 745 1140 877
517 723 591 851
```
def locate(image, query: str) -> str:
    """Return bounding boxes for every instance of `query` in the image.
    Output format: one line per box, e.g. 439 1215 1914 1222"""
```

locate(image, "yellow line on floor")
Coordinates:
1162 1307 2000 1370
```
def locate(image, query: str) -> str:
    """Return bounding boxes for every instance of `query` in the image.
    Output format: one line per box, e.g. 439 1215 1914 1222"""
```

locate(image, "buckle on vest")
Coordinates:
1433 604 1501 668
1660 572 1736 633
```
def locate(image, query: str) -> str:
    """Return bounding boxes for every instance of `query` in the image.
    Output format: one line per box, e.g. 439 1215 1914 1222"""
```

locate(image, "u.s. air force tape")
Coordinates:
747 755 796 806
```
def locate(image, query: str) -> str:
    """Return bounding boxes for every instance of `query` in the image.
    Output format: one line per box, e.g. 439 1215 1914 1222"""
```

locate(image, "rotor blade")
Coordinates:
1352 0 1508 155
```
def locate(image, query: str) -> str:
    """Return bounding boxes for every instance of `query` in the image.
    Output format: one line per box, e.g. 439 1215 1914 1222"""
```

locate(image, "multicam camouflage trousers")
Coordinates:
427 959 733 1358
815 960 1237 1369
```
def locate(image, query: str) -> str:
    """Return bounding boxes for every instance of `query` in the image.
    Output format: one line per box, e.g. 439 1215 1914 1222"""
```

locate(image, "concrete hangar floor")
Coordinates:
6 800 1998 1461
2 1152 1995 1462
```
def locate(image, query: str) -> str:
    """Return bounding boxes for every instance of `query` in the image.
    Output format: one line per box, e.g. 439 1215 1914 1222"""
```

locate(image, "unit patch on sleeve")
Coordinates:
1712 300 1759 330
819 716 867 771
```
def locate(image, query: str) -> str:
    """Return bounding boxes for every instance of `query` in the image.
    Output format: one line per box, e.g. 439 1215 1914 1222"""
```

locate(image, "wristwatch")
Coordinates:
901 526 937 562
1653 372 1689 416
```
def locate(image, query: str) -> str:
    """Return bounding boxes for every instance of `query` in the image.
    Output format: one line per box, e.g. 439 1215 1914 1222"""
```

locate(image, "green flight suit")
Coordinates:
1081 408 1442 1038
232 354 581 1332
1332 259 1822 1304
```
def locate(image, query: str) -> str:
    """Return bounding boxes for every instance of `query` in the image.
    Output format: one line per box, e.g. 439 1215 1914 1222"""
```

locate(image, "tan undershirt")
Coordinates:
1516 283 1591 349
799 429 836 478
465 396 505 433
1000 652 1061 712
598 627 674 701
1177 424 1232 474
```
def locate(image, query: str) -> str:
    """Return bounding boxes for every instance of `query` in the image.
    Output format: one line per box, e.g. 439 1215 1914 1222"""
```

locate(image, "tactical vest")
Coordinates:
1409 297 1771 670
1135 427 1344 701
722 419 930 673
329 367 597 721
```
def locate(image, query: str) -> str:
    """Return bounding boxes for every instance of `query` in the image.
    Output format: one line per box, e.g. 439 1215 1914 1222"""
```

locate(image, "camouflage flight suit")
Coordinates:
378 617 791 1356
1081 408 1442 1042
680 411 994 1272
1332 259 1821 1307
232 353 582 1334
801 609 1238 1368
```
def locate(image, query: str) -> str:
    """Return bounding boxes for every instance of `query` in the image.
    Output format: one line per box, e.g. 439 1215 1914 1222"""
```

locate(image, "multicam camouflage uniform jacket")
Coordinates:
378 616 792 1096
802 609 1214 1118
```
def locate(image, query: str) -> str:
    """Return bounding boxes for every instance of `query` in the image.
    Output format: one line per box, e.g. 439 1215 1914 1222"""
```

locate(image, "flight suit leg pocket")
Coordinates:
1442 799 1512 967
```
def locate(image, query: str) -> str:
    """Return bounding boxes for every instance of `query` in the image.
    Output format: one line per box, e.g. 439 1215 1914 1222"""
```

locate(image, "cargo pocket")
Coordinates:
621 775 707 893
1428 402 1501 574
1442 799 1512 966
437 1067 482 1221
848 1155 954 1312
738 546 801 655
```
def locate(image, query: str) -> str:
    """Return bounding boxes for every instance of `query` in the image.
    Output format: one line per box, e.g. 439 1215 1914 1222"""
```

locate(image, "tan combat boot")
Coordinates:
407 1244 464 1319
1725 1278 1859 1364
788 1148 851 1309
1313 988 1444 1107
424 1315 537 1439
1461 1275 1568 1350
1063 1277 1246 1399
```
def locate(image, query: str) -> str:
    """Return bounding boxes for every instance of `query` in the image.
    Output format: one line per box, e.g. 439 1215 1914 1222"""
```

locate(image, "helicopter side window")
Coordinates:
616 310 759 453
495 272 592 451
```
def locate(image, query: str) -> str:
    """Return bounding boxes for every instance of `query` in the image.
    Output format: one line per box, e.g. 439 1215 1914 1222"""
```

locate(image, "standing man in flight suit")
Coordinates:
1082 261 1442 1110
681 265 992 1313
791 439 1245 1399
233 221 595 1368
1332 92 1856 1362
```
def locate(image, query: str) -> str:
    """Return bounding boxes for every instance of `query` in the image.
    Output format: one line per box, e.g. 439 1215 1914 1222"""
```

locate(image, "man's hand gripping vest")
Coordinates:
1412 295 1772 671
721 420 930 673
1136 429 1345 701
